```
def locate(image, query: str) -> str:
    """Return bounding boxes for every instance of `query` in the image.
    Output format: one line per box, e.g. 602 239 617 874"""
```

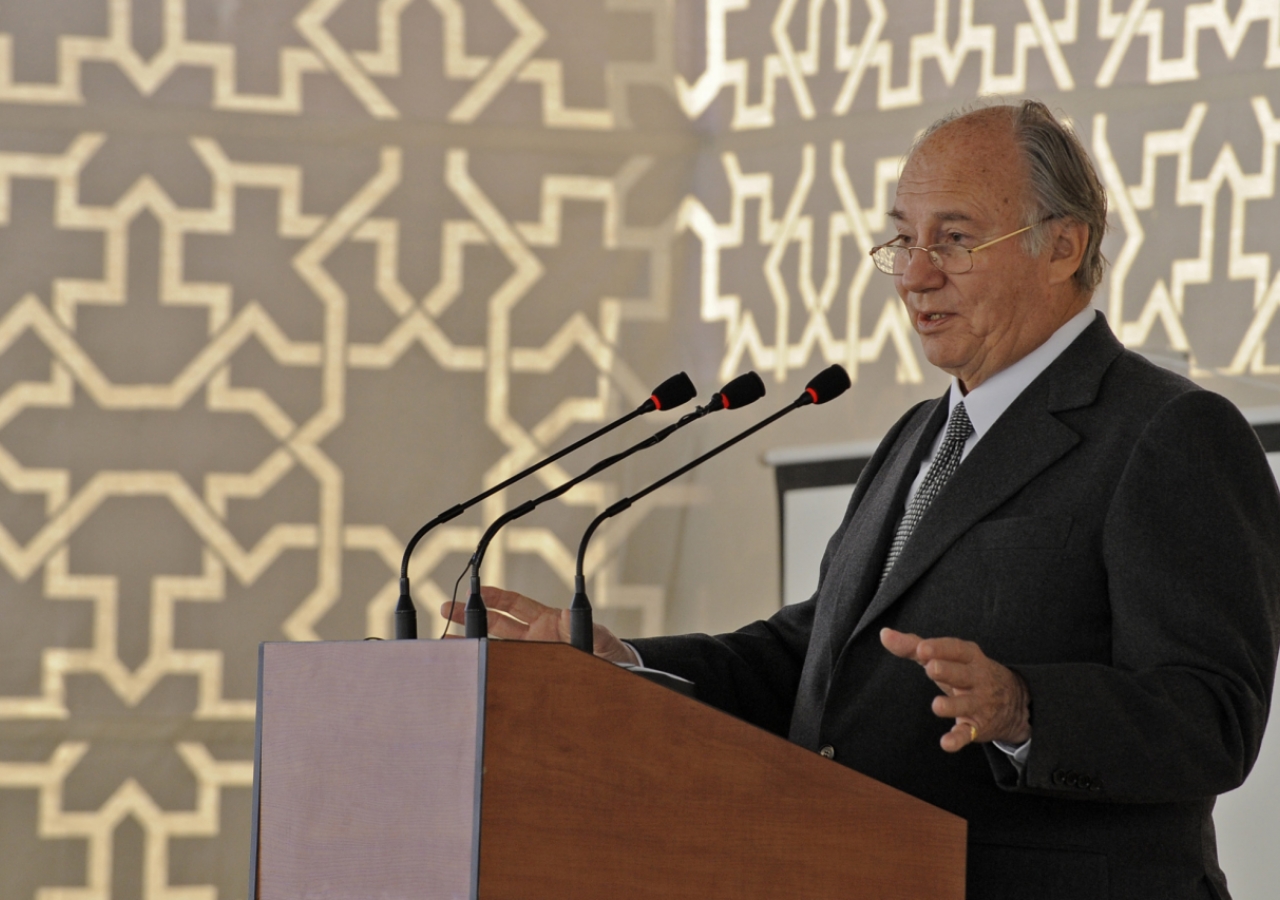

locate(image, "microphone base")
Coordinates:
394 609 417 640
570 586 593 654
464 608 488 639
464 573 488 639
394 581 418 640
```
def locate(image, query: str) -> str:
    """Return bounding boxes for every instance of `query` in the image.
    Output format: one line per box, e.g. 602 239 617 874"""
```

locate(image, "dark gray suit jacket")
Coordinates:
633 317 1280 900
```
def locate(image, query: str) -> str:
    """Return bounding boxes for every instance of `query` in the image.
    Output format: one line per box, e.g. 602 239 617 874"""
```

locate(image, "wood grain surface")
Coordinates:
478 641 966 900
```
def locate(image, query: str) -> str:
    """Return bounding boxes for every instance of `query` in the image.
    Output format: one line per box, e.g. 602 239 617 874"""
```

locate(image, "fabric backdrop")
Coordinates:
2 1 1280 896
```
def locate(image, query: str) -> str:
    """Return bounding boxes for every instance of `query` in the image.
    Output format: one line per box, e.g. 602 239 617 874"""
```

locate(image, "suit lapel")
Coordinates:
810 398 948 665
842 314 1124 646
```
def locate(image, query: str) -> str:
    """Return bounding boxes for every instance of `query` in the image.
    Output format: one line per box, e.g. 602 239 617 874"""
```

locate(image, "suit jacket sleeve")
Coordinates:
1001 390 1280 803
631 401 930 737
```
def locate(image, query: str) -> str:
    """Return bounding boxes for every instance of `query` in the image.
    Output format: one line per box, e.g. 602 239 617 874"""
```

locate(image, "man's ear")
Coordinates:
1047 219 1088 287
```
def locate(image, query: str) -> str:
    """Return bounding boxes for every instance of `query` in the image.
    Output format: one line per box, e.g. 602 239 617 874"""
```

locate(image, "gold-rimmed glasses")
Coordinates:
869 222 1042 276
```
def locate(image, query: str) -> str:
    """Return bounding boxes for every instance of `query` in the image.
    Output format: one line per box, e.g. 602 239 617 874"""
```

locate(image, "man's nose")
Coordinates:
898 247 945 293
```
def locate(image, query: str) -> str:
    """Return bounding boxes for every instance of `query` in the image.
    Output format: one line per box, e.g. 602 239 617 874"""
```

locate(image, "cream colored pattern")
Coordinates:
680 141 921 384
434 0 677 128
678 0 1079 127
4 4 1280 900
0 134 682 662
1096 0 1280 88
354 149 686 638
0 742 252 900
0 0 678 127
4 1 1275 128
0 136 396 714
0 0 327 113
1093 98 1280 374
0 130 683 896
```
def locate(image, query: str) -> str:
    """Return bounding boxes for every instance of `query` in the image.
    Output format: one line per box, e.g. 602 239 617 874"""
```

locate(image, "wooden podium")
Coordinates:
249 640 966 899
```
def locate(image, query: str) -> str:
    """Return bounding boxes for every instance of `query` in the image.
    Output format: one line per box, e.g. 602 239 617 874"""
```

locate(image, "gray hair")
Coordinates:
915 100 1108 295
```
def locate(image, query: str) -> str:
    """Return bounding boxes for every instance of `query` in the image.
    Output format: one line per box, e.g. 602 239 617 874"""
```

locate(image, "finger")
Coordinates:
438 599 467 623
479 586 551 622
939 721 977 753
484 609 538 641
923 658 978 690
932 693 983 720
880 628 925 661
914 636 979 664
436 600 538 639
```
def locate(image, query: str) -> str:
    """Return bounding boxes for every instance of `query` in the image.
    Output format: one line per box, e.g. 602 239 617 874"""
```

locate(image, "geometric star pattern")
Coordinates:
3 2 1280 897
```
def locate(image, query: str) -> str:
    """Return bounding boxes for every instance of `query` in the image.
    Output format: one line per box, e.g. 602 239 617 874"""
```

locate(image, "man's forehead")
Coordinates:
889 178 996 227
891 133 1024 223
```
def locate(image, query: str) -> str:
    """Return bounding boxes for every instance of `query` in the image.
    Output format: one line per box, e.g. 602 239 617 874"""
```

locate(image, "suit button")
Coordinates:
819 744 836 759
1078 775 1093 790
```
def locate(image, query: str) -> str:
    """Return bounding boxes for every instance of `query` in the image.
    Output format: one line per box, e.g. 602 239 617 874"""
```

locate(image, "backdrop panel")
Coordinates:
3 2 1280 897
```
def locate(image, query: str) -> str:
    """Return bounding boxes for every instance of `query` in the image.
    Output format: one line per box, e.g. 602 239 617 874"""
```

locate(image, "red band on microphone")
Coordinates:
806 387 819 404
649 393 662 410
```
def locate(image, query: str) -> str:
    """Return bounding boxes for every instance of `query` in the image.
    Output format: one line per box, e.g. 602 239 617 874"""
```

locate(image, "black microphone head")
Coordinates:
646 371 697 411
716 371 766 410
802 365 851 405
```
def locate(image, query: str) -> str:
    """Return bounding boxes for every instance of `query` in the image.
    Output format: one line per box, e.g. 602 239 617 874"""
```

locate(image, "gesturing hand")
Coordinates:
440 586 638 664
880 628 1031 752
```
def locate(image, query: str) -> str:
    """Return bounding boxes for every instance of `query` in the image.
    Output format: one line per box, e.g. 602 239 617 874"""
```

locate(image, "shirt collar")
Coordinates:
948 306 1097 438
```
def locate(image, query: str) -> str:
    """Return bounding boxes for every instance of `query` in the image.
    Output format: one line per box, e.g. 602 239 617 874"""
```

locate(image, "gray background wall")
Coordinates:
2 1 1280 897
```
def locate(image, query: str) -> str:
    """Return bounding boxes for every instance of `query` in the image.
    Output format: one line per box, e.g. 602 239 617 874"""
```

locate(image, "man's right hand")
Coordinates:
439 585 639 665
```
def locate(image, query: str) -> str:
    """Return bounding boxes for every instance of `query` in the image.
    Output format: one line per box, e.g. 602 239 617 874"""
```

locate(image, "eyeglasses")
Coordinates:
869 222 1042 276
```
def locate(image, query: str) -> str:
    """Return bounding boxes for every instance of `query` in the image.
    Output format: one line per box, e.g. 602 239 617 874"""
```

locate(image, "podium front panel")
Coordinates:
477 642 966 899
253 640 484 899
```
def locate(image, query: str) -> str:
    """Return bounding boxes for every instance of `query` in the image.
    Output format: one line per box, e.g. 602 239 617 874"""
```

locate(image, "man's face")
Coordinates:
889 116 1078 391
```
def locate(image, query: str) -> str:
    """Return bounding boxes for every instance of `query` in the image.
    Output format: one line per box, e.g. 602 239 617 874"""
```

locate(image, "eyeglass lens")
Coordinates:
877 245 971 275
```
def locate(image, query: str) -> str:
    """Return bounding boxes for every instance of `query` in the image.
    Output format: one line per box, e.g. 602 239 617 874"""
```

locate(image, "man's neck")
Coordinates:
949 306 1097 440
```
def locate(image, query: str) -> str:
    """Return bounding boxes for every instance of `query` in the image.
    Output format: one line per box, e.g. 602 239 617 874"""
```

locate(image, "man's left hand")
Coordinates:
880 628 1032 752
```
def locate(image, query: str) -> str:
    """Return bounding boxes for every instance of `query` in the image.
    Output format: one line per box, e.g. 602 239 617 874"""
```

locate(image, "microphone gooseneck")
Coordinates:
568 365 851 652
395 372 696 639
466 372 769 640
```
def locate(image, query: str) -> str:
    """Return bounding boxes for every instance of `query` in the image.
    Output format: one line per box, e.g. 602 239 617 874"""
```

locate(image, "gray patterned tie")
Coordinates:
881 402 974 581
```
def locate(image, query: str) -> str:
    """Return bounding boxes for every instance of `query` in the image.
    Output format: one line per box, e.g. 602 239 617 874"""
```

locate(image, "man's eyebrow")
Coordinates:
886 209 976 225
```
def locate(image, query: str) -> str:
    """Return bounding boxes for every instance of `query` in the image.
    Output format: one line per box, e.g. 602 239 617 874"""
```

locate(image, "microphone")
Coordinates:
394 371 696 639
461 372 767 639
569 364 850 652
705 370 766 411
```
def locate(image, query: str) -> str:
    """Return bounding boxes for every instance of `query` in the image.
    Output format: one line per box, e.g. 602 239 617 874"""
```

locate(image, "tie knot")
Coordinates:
945 402 973 444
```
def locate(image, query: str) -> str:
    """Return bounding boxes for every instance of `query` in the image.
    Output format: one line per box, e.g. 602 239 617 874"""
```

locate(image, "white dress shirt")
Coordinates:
906 306 1097 505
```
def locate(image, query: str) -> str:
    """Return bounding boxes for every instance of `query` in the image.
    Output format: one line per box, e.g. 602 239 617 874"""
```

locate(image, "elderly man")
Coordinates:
449 101 1280 899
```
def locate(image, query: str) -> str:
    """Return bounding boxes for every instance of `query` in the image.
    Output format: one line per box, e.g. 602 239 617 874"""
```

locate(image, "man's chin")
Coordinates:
918 339 971 379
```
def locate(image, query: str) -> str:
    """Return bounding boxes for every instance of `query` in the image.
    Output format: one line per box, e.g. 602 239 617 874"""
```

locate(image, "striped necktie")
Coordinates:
881 401 974 580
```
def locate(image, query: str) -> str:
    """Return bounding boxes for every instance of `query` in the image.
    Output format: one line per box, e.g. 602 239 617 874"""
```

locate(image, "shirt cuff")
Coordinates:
993 738 1031 771
621 641 643 667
